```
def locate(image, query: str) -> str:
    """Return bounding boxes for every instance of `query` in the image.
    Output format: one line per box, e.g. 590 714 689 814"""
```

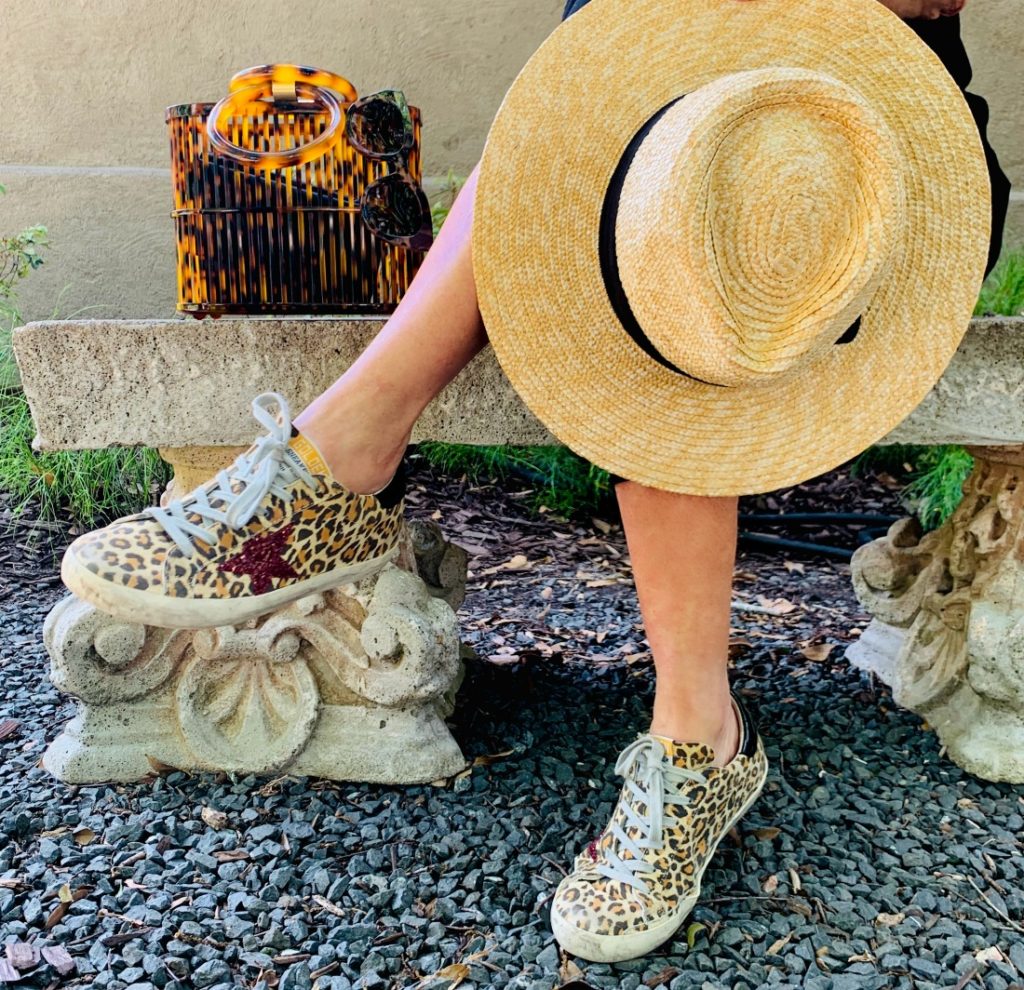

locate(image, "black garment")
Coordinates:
904 16 1011 277
560 1 1009 278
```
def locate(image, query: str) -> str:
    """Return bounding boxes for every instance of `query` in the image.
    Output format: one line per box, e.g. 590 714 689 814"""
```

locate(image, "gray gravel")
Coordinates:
3 495 1024 990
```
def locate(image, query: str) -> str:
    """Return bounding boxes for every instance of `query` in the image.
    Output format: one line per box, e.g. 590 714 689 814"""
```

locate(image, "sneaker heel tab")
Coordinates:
372 457 407 510
731 692 759 758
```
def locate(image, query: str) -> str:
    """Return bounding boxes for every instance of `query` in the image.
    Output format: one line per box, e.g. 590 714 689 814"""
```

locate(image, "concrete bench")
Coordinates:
13 315 1024 783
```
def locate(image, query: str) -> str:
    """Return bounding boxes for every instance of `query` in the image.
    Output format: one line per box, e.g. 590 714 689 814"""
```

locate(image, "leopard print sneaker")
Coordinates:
61 392 406 629
551 693 769 962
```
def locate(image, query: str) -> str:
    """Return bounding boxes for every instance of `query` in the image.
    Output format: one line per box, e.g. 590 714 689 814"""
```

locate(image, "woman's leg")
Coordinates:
294 154 741 749
552 482 762 963
60 162 489 624
294 163 487 494
615 482 740 765
297 152 741 764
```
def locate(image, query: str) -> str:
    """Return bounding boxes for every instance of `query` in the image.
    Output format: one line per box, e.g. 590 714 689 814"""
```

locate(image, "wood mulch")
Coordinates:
1 453 912 680
402 454 910 680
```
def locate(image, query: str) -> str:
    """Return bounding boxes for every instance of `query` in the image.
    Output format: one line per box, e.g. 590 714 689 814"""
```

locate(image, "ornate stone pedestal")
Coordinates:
847 446 1024 783
42 536 468 783
40 437 470 784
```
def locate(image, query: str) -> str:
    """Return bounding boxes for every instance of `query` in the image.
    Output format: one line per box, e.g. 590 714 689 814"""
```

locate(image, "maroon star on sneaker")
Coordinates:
218 524 299 594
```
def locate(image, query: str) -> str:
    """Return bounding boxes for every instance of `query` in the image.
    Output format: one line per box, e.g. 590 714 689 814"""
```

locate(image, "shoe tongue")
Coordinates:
284 430 332 480
649 734 717 770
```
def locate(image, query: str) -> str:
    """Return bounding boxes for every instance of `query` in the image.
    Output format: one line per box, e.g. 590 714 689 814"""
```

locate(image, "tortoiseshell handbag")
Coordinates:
166 64 433 318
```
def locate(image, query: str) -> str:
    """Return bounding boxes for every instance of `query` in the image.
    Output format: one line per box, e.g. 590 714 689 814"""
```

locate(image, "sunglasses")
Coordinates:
346 90 434 252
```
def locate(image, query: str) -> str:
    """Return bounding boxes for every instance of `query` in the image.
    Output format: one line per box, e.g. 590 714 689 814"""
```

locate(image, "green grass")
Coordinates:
0 378 171 528
1 306 171 528
417 441 613 519
902 446 975 530
851 443 974 530
1 323 169 531
975 250 1024 317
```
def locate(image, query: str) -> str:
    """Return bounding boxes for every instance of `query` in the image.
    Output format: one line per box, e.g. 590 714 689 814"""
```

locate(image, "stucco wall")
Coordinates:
1 0 1020 324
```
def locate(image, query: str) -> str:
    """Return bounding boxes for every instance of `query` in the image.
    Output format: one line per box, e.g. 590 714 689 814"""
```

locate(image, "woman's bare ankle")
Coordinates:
333 446 407 495
294 419 410 495
292 378 424 494
650 693 739 768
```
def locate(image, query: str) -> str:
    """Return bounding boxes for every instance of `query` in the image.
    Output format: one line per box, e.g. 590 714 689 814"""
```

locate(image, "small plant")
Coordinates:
0 186 171 529
0 183 48 328
851 443 975 531
902 446 974 531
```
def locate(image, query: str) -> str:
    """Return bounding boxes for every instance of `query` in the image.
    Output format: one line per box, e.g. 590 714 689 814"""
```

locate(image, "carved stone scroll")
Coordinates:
847 446 1024 782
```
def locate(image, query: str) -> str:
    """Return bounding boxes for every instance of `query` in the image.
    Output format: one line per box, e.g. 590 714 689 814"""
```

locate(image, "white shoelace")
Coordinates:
595 735 708 896
143 392 319 558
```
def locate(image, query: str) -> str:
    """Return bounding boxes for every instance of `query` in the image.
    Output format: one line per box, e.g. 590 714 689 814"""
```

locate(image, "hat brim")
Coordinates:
471 0 991 496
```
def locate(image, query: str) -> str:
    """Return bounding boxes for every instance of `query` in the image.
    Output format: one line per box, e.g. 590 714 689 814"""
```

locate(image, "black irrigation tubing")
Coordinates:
500 461 903 558
738 513 902 558
738 531 855 560
739 512 902 526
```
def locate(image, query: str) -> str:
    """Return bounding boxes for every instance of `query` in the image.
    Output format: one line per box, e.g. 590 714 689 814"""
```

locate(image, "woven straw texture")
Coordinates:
472 0 991 496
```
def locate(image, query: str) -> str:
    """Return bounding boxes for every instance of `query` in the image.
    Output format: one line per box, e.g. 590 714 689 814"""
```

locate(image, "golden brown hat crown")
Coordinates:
616 68 907 388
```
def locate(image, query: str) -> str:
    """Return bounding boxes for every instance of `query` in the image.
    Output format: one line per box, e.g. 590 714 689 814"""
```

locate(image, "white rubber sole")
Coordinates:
550 759 769 963
61 545 400 629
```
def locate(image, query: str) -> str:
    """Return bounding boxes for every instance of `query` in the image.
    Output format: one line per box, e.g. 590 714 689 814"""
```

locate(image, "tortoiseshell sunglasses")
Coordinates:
346 89 433 252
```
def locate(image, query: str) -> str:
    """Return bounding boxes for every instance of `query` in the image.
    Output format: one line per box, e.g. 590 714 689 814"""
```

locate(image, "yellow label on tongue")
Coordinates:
287 434 330 479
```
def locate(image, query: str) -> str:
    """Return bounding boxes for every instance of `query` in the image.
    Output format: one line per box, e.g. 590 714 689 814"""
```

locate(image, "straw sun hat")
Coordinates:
471 0 992 496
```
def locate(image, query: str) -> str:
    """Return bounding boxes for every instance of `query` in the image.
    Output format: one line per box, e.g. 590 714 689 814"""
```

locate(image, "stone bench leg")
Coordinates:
41 446 470 785
847 445 1024 783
